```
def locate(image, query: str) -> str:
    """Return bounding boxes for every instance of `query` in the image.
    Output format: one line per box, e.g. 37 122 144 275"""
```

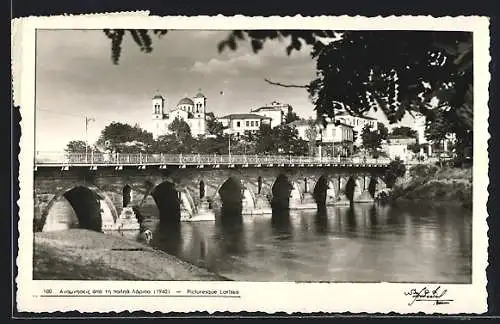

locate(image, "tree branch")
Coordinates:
264 78 309 89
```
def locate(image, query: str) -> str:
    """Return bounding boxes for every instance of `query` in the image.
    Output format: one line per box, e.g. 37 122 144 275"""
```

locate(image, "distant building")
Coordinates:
335 110 378 146
251 101 292 128
289 119 354 156
218 113 272 137
365 107 428 145
386 135 417 146
151 90 208 139
381 143 412 162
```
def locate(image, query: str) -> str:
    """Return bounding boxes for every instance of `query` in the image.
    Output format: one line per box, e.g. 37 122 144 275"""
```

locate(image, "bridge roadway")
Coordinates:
35 152 392 169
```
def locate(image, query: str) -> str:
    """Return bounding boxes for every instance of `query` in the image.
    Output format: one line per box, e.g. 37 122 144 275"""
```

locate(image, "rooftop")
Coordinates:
288 119 354 128
177 97 194 106
218 113 272 120
387 135 417 139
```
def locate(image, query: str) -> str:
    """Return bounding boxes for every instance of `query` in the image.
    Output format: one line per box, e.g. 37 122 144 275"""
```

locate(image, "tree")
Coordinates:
273 124 306 155
285 110 300 124
425 108 454 145
206 112 226 137
96 122 154 152
255 123 275 154
65 140 92 153
384 157 407 188
391 126 418 139
377 122 389 141
194 136 229 155
361 124 383 154
304 120 318 156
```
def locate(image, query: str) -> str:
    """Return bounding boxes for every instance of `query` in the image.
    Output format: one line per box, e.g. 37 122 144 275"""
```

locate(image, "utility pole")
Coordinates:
85 116 95 163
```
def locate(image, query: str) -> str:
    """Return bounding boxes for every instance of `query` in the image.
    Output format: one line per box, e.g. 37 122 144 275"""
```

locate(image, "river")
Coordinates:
139 202 472 283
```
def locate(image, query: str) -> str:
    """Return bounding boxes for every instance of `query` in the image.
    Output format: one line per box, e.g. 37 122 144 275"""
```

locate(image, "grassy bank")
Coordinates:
34 229 228 281
389 165 473 209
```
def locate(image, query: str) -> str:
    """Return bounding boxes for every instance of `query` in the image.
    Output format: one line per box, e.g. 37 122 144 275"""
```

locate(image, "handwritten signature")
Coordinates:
404 286 453 306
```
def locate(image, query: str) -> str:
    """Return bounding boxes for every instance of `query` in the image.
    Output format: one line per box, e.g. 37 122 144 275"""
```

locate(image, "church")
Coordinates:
151 90 208 139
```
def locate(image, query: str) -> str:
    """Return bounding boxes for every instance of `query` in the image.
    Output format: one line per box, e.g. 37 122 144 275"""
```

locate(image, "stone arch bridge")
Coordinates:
34 153 390 233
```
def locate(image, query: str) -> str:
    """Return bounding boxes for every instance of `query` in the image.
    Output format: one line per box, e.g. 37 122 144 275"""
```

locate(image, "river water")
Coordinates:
139 202 472 283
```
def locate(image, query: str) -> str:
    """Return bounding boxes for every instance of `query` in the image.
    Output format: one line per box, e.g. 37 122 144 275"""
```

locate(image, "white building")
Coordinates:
250 101 292 128
151 91 208 139
381 143 412 162
290 119 354 143
335 110 378 146
218 113 272 137
289 119 355 157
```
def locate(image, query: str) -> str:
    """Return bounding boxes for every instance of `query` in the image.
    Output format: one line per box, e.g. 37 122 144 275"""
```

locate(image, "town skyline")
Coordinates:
35 29 318 152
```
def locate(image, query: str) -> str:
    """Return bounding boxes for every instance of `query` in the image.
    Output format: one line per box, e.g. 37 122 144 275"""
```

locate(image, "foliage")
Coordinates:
407 143 424 154
361 124 383 153
377 122 389 141
304 120 318 156
285 110 300 124
274 124 308 155
424 108 455 144
96 122 154 152
194 136 228 155
206 112 225 137
65 140 92 153
103 29 168 64
150 118 196 154
254 123 307 155
391 126 418 139
383 157 407 188
255 124 275 154
409 164 439 180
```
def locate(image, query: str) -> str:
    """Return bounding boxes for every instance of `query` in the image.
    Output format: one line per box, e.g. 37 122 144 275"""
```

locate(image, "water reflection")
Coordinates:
144 202 472 283
314 207 328 235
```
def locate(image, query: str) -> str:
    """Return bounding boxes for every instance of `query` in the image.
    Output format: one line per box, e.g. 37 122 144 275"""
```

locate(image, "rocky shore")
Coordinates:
387 165 473 209
33 229 228 281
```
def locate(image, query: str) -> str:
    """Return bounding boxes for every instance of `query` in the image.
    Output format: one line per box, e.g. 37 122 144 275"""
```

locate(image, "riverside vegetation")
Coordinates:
388 164 473 210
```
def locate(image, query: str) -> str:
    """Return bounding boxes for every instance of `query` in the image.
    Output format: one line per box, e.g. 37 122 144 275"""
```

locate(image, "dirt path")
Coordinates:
33 229 228 281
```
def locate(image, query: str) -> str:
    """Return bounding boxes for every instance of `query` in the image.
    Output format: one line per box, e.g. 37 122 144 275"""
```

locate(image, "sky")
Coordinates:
35 29 318 152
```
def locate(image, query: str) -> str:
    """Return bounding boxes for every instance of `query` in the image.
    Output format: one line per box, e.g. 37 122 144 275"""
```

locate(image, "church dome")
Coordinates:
178 97 194 106
152 94 164 100
194 92 206 98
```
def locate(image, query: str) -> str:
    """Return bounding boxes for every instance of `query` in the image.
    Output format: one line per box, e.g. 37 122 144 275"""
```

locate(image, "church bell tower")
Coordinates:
152 93 165 120
152 93 166 139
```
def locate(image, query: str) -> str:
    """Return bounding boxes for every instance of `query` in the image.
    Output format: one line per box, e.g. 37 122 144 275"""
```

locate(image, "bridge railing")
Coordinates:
34 151 392 166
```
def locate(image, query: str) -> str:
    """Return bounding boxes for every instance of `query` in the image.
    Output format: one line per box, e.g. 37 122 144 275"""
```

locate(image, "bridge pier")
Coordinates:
353 175 375 203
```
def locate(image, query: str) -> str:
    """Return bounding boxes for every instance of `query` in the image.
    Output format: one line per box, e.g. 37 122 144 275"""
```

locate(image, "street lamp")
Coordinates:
85 116 95 163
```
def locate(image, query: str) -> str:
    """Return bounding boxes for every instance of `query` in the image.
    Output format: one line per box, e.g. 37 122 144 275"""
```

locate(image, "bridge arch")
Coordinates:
149 180 198 223
212 176 244 217
241 180 257 210
40 184 118 233
122 184 132 207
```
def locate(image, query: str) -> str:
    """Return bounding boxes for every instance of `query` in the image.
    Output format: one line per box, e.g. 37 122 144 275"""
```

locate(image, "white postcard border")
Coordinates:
13 14 490 314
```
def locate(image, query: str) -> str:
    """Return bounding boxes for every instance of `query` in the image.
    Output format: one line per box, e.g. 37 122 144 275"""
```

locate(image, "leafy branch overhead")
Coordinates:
103 29 168 64
102 29 473 150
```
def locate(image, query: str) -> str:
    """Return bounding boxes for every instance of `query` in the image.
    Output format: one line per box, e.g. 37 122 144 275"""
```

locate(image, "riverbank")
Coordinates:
388 165 472 209
33 229 228 280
